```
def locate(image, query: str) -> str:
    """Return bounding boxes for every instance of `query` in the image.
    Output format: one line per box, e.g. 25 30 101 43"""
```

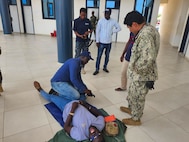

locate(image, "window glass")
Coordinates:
134 0 154 23
8 0 17 5
42 0 55 19
106 0 120 9
135 0 143 13
86 0 100 8
21 0 31 6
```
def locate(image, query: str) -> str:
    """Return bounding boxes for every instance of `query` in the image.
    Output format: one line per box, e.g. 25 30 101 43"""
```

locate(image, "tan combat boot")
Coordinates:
122 118 141 126
120 106 131 115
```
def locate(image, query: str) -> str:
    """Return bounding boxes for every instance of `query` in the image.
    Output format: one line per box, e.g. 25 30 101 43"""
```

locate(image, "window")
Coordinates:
21 0 31 6
42 0 55 19
8 0 17 5
86 0 100 8
134 0 154 23
106 0 120 9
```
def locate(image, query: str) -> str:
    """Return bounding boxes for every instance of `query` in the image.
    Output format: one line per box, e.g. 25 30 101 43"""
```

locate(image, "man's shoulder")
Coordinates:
74 17 80 22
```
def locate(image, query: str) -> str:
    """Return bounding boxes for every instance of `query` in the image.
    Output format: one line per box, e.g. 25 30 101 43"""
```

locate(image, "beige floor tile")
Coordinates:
141 117 189 142
1 32 189 142
0 113 3 139
3 125 53 142
4 90 41 111
4 105 49 137
100 87 127 104
164 107 189 132
126 127 154 142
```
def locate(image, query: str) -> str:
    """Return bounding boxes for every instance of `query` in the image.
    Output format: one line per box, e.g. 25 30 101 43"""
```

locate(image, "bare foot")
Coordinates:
33 81 42 92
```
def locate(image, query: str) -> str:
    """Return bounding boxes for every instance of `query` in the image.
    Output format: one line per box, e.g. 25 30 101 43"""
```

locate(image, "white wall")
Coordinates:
169 0 189 47
117 0 134 42
160 0 189 47
32 0 56 35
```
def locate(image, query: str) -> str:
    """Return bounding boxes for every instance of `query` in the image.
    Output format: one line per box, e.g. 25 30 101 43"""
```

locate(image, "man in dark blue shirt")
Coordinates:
34 51 94 111
73 8 93 74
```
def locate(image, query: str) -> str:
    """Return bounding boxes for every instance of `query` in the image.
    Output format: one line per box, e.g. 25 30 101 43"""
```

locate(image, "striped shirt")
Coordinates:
96 17 121 44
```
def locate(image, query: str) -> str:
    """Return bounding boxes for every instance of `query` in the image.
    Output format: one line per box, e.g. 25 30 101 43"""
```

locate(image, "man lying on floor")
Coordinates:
34 81 105 142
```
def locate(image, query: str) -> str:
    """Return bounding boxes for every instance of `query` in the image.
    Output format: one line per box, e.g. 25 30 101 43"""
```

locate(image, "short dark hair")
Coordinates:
124 11 145 26
80 8 87 14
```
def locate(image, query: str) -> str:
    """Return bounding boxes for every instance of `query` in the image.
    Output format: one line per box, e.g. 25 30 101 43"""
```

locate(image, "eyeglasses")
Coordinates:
89 133 101 141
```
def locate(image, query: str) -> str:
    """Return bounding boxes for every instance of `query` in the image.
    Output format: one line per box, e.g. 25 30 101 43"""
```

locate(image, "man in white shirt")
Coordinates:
93 8 121 75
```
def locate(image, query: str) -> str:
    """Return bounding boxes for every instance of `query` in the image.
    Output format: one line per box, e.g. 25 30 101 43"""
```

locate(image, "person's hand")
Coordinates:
84 89 92 95
96 43 99 47
84 31 89 36
120 55 124 62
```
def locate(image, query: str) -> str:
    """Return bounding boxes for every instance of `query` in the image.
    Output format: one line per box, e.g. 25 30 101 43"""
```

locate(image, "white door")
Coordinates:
23 6 34 34
9 5 20 32
110 9 119 42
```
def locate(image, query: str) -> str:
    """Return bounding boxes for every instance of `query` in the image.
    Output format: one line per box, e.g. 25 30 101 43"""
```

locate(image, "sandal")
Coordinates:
115 87 126 91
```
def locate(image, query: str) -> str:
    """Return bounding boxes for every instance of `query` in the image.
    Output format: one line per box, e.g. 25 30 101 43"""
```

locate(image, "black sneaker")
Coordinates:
103 68 109 73
93 70 99 75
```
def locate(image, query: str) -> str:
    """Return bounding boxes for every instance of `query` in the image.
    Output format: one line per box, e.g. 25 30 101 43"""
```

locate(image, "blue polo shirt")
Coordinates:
51 58 87 93
73 17 92 42
125 32 135 61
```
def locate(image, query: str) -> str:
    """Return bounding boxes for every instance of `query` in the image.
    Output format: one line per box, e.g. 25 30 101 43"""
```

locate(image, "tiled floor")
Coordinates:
0 32 189 142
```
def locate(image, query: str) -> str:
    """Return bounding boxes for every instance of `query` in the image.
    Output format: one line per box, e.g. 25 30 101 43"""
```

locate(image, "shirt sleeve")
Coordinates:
70 127 84 141
73 19 77 31
69 61 87 93
113 20 121 33
95 20 101 43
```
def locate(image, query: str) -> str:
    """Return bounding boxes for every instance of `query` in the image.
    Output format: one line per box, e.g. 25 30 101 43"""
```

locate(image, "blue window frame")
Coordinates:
42 0 55 19
86 0 100 8
134 0 154 23
106 0 120 9
21 0 31 6
8 0 17 5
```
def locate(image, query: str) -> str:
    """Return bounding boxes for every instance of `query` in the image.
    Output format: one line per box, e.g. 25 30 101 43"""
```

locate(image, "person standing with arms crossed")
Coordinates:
93 8 121 75
115 32 135 91
120 11 160 125
73 8 93 74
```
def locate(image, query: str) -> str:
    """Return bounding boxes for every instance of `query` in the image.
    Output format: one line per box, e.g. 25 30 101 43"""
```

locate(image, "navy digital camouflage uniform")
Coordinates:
127 24 160 121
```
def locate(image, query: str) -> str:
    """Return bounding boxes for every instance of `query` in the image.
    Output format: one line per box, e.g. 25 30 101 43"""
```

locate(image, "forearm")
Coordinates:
82 102 103 117
74 31 82 38
122 42 130 56
64 103 78 134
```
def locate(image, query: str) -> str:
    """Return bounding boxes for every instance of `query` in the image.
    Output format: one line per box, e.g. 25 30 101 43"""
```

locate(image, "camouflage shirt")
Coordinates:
90 15 97 29
128 24 160 81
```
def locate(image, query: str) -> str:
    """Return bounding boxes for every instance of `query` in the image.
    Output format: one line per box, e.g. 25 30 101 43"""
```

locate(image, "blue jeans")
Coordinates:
40 82 86 111
75 41 89 58
95 43 112 71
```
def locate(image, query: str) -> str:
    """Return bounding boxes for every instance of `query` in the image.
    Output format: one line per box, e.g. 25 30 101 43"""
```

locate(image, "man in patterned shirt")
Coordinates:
120 11 160 125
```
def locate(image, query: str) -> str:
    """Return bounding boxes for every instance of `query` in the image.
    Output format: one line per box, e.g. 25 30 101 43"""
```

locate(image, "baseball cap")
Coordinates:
104 8 111 14
80 51 94 60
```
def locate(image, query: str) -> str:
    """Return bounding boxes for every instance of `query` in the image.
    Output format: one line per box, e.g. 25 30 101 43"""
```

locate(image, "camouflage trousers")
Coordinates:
127 81 149 120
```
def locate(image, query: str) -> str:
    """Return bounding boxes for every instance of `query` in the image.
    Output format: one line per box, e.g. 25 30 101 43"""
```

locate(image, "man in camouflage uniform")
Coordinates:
120 11 160 125
90 11 98 35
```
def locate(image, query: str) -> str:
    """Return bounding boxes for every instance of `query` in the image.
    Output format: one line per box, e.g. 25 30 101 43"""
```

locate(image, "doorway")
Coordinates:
20 0 35 34
8 0 20 32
